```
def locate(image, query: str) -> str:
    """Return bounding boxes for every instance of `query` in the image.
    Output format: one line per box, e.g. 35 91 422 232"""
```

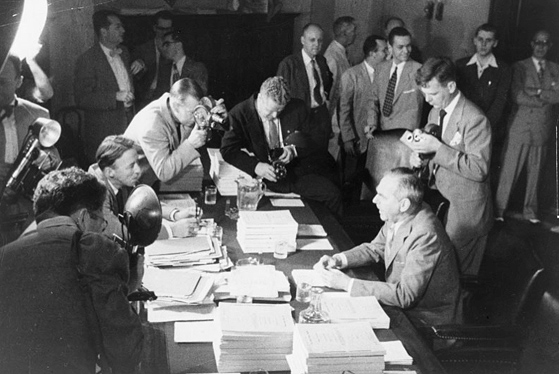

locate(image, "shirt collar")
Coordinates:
99 42 121 58
175 55 186 71
301 49 314 65
443 91 461 117
392 59 406 70
467 53 498 68
532 57 545 70
364 60 375 75
333 40 345 52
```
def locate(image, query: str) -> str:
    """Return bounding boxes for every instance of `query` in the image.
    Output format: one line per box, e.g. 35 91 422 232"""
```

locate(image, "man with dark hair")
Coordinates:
131 10 174 109
277 23 333 151
314 167 461 328
160 30 208 95
367 27 423 134
456 23 511 138
409 57 493 276
221 76 342 216
124 78 225 185
495 30 559 224
324 16 357 160
383 17 422 62
338 35 387 186
74 9 135 164
0 167 143 373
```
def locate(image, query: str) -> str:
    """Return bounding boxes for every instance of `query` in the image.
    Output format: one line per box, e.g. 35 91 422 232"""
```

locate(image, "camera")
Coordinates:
406 123 441 160
193 96 225 131
269 148 287 180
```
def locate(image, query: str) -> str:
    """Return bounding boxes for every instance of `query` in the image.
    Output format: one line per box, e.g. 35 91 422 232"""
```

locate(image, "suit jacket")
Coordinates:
220 95 337 184
456 55 511 132
277 51 333 108
131 39 172 108
324 40 351 114
430 93 493 246
154 55 209 99
339 62 375 153
344 204 461 327
507 58 559 146
74 43 134 161
370 59 423 131
124 93 200 183
0 216 143 373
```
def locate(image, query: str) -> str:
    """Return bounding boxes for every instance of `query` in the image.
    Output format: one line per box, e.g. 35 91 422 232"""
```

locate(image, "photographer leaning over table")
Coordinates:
314 167 462 329
0 167 143 374
124 77 227 187
220 76 343 217
89 135 199 239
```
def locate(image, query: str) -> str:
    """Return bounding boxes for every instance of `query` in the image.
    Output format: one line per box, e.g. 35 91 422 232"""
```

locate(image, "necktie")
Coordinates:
116 189 125 215
382 66 398 117
109 48 122 57
268 118 280 149
311 59 323 106
439 109 447 129
0 105 14 122
429 109 447 187
538 61 545 85
172 63 180 85
384 223 395 262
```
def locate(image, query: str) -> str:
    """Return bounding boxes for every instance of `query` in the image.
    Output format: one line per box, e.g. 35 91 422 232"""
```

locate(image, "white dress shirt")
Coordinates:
302 49 326 108
100 43 132 93
467 53 498 79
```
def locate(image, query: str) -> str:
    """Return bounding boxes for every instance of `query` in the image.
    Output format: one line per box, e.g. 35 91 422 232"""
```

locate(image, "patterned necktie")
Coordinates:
429 108 447 187
382 66 398 117
538 61 545 85
311 59 323 106
268 118 280 150
172 63 180 85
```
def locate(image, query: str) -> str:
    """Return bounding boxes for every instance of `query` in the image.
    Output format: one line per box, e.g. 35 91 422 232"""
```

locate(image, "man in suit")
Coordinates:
409 57 493 276
314 167 461 328
130 10 174 110
368 27 423 134
0 167 143 373
339 35 387 188
221 76 342 216
324 16 357 161
124 78 225 185
160 30 208 95
277 23 333 151
495 30 559 224
383 17 422 63
74 9 135 165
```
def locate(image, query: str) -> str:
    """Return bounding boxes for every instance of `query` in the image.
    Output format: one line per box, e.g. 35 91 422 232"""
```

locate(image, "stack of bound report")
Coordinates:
288 321 386 374
237 210 298 253
159 158 204 192
207 148 251 196
213 303 294 372
320 294 390 329
145 235 223 268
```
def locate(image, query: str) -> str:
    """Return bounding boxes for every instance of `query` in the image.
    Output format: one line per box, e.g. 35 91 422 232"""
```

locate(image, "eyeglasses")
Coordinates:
88 211 108 232
533 40 551 47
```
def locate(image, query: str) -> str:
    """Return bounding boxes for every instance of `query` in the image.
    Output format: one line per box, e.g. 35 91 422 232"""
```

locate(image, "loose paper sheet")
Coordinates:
297 238 333 250
270 198 305 207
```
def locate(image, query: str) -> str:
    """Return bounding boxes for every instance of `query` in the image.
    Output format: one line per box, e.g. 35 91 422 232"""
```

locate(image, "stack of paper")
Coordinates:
237 210 298 253
145 236 223 267
213 303 294 372
288 322 386 374
380 341 413 365
321 294 390 329
208 148 251 196
159 158 204 192
142 267 214 305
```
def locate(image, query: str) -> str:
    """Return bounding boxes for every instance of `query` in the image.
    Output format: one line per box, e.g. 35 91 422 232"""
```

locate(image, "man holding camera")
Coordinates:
221 76 342 216
124 78 225 186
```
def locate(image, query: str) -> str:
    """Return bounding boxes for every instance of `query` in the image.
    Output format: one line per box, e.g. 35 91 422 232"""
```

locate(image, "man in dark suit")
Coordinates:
277 23 333 151
314 167 461 328
495 30 559 224
74 9 135 164
221 76 342 216
0 167 143 373
409 57 493 277
130 10 174 110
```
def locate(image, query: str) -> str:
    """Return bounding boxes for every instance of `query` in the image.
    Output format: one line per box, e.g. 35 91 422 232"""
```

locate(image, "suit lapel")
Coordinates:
94 44 119 92
442 95 466 143
247 96 270 160
393 61 412 100
295 53 311 102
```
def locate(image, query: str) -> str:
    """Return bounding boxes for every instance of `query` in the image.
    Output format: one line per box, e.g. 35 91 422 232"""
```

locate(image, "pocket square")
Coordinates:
450 131 462 146
403 89 416 94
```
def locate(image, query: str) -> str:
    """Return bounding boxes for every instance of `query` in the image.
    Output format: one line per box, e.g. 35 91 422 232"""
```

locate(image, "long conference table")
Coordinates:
139 194 447 374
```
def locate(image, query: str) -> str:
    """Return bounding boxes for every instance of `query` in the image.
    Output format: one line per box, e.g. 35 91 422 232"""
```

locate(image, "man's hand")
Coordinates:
409 152 428 169
407 133 442 154
255 162 277 182
343 140 358 157
313 255 342 270
211 98 227 121
315 268 351 291
130 59 146 75
186 124 208 148
116 90 134 103
364 125 375 139
277 145 296 164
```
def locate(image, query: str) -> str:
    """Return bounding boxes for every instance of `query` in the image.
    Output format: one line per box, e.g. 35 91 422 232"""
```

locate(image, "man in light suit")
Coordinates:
495 30 559 224
409 57 493 276
124 78 225 186
277 23 333 151
74 9 135 164
339 35 387 188
314 168 461 328
368 27 423 133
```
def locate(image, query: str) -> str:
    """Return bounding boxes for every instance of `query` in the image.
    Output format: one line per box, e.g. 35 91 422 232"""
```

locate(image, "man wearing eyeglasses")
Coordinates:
495 30 559 224
0 167 143 373
131 10 175 110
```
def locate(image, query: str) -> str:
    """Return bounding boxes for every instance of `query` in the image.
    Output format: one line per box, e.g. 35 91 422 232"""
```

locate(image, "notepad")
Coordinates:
270 198 304 207
297 238 333 250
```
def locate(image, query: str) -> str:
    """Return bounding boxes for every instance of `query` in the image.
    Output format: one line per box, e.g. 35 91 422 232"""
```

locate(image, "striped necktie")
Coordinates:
382 66 398 117
172 63 180 85
538 61 545 85
311 59 323 106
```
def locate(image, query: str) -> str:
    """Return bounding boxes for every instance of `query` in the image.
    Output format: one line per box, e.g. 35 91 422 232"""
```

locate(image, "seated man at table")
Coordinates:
314 167 461 328
220 76 342 216
89 135 199 238
0 167 143 373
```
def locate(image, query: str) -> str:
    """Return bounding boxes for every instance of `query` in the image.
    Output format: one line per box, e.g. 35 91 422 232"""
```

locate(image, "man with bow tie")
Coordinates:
74 9 135 165
314 168 461 329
